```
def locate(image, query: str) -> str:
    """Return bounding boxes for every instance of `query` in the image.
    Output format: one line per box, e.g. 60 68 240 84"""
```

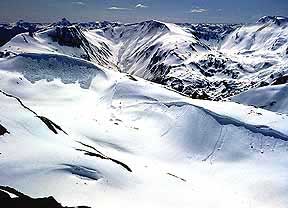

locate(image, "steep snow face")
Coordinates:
0 25 116 69
99 20 210 81
0 53 107 89
232 84 288 113
221 20 288 54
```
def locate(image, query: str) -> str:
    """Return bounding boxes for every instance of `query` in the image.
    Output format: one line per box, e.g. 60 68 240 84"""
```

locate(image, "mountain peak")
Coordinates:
257 16 288 26
56 18 72 26
140 20 167 27
137 20 170 33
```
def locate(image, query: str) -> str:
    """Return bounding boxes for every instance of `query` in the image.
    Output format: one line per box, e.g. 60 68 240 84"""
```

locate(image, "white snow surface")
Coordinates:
0 53 288 208
0 18 288 208
232 84 288 113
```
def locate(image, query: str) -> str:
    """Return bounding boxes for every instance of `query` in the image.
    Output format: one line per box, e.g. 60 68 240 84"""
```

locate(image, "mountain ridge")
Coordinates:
0 16 287 102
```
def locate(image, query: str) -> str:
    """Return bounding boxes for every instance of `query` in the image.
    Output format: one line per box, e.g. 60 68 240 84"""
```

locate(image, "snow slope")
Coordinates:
0 20 47 46
98 20 210 81
1 17 288 101
232 84 288 113
0 47 288 208
0 24 116 69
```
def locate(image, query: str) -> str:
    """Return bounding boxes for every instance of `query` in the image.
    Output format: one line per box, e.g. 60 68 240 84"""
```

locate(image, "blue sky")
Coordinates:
0 0 288 23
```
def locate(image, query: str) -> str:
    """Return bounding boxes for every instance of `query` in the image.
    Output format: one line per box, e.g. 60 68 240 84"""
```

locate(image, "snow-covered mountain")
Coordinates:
257 16 288 26
0 20 47 47
0 16 288 208
2 17 287 101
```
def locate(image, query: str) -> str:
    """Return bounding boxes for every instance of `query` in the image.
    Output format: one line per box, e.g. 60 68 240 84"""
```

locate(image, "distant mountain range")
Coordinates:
1 16 287 102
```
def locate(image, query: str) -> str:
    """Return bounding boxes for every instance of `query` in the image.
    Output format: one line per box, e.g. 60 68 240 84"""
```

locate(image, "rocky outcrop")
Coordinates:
0 124 9 136
47 25 112 65
271 75 288 85
0 186 90 208
48 26 83 48
0 20 43 46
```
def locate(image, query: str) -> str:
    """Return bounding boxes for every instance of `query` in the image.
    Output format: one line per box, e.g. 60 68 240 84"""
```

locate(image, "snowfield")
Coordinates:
0 17 288 208
232 84 288 113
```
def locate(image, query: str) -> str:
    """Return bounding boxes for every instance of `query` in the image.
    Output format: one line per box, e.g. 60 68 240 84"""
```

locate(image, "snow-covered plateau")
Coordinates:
0 16 287 208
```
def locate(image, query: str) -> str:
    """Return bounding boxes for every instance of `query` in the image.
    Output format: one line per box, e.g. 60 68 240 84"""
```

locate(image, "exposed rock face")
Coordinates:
48 26 83 48
182 86 210 100
0 20 43 46
0 186 91 208
271 75 288 85
0 25 26 46
47 25 112 65
0 124 9 136
0 51 10 58
56 18 72 27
